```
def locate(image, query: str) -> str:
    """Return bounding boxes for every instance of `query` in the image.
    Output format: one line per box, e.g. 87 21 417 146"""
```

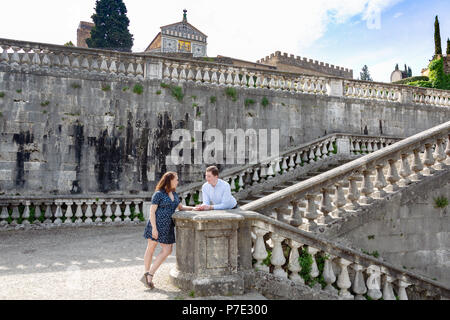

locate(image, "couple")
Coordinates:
140 166 238 289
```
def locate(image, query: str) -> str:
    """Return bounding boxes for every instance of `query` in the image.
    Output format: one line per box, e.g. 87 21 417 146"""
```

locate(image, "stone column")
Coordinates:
170 210 245 296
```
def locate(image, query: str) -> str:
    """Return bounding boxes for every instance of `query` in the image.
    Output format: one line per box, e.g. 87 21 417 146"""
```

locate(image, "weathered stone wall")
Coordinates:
335 169 450 286
0 67 449 196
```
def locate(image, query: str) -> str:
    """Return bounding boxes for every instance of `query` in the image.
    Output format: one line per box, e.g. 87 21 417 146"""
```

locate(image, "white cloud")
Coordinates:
394 12 404 18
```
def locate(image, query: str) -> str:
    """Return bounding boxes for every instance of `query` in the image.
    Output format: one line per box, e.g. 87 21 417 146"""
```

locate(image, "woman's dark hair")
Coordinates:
155 171 177 193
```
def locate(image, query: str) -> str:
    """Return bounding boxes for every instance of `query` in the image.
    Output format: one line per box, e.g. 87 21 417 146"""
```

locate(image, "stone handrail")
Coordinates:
245 210 450 299
170 209 450 299
175 133 401 207
1 37 450 108
241 121 450 231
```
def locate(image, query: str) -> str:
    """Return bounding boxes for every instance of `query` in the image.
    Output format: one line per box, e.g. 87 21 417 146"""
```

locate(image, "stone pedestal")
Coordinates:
169 210 246 296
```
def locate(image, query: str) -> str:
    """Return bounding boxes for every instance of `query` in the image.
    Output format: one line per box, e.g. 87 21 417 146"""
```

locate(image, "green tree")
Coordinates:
360 65 373 81
64 41 74 47
86 0 134 52
395 63 399 71
447 38 450 55
407 67 412 78
434 15 442 56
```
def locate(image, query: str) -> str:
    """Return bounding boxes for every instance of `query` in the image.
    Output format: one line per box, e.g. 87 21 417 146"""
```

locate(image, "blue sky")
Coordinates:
0 0 448 83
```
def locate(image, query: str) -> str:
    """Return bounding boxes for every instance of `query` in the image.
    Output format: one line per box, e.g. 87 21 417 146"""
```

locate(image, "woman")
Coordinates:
140 171 195 289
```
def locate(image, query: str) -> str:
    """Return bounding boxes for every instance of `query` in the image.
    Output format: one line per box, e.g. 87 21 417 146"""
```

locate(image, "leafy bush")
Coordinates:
133 83 144 95
261 96 269 107
156 90 161 95
244 98 255 107
406 57 450 90
393 76 429 85
170 85 184 101
225 87 237 101
434 196 448 208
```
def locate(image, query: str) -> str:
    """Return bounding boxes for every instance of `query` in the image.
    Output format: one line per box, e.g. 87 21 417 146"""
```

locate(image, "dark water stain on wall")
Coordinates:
126 111 134 161
137 121 149 191
71 122 84 194
150 112 173 183
12 131 34 188
95 129 124 193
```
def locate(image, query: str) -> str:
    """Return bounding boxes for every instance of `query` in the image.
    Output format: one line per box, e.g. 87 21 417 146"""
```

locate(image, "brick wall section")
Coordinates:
257 51 353 79
77 21 94 48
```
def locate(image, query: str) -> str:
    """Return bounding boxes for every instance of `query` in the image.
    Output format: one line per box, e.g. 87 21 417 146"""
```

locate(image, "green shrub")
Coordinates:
196 110 201 117
434 196 448 208
362 249 380 258
368 235 375 240
170 85 184 102
261 96 269 107
160 82 170 88
191 95 197 100
102 85 111 92
225 87 237 101
156 90 161 95
16 89 22 93
133 84 143 95
71 83 81 89
244 98 255 107
118 125 125 130
0 92 4 98
40 101 50 107
393 76 429 85
122 86 129 92
210 96 217 103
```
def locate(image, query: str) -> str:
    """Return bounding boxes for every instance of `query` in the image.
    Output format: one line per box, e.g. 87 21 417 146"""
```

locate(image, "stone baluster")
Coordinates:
259 164 267 180
346 176 360 211
163 62 171 80
367 141 373 153
252 168 260 185
21 47 31 70
64 201 73 224
43 202 53 224
210 67 218 85
387 157 401 192
233 69 241 87
337 258 354 299
366 265 382 300
288 154 296 171
261 77 268 88
54 201 63 225
349 140 355 153
22 201 31 225
308 147 315 163
422 143 436 175
280 157 288 173
266 162 274 179
397 277 410 300
381 270 396 300
315 144 322 158
270 233 287 278
30 48 42 71
287 200 302 227
186 67 195 82
322 255 337 293
252 227 269 272
360 168 373 204
399 153 412 187
32 203 42 224
126 61 135 78
352 264 367 300
268 77 275 90
248 72 255 88
295 151 302 167
433 137 447 170
100 57 108 74
124 201 132 222
411 148 424 181
274 159 281 176
302 151 309 165
238 173 245 190
133 201 142 222
321 143 328 158
179 64 187 83
307 247 320 279
56 52 66 71
11 205 20 225
170 63 179 82
108 57 117 76
104 201 113 223
304 194 319 231
0 45 9 65
136 60 145 81
10 46 21 68
218 68 226 86
287 240 304 284
0 204 9 225
332 182 347 218
373 163 388 198
319 187 334 224
114 201 123 222
225 68 234 86
203 67 210 83
195 67 203 83
81 56 90 73
84 201 93 224
74 200 83 224
95 201 103 222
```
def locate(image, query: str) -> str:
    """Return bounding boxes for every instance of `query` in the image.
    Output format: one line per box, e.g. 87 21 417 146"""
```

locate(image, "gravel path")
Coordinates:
0 225 266 300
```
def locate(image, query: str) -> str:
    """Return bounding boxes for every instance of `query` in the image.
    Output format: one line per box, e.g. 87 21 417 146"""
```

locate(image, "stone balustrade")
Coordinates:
0 195 149 229
0 133 400 230
241 121 450 231
1 38 450 108
170 209 450 299
175 133 400 208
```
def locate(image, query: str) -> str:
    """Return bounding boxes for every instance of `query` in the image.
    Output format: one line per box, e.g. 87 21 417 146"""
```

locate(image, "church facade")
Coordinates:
144 10 207 57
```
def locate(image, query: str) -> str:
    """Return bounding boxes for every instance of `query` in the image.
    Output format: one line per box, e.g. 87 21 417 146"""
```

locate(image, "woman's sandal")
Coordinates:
140 272 155 289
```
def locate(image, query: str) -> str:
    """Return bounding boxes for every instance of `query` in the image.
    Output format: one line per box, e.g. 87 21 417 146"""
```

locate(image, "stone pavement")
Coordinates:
0 224 266 300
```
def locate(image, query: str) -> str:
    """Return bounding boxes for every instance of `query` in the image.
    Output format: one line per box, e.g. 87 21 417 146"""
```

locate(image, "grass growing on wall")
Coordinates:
40 101 50 107
102 85 111 92
210 96 217 103
0 92 4 98
261 96 269 107
225 87 237 101
434 196 448 208
71 83 81 89
133 84 144 95
244 98 255 107
160 82 184 102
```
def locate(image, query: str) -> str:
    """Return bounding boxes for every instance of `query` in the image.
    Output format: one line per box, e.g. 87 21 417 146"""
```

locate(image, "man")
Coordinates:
194 166 238 211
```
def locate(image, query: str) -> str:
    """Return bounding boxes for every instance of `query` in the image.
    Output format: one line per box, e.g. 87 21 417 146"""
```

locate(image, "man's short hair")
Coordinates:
206 166 219 177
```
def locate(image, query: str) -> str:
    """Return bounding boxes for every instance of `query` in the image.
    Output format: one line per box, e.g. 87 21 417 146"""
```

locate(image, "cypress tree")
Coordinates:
395 63 399 71
434 15 442 56
86 0 134 52
447 38 450 55
360 65 373 81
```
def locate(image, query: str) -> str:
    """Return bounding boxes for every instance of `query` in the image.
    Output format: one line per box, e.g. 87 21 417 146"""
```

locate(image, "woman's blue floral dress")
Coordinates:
143 190 180 244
